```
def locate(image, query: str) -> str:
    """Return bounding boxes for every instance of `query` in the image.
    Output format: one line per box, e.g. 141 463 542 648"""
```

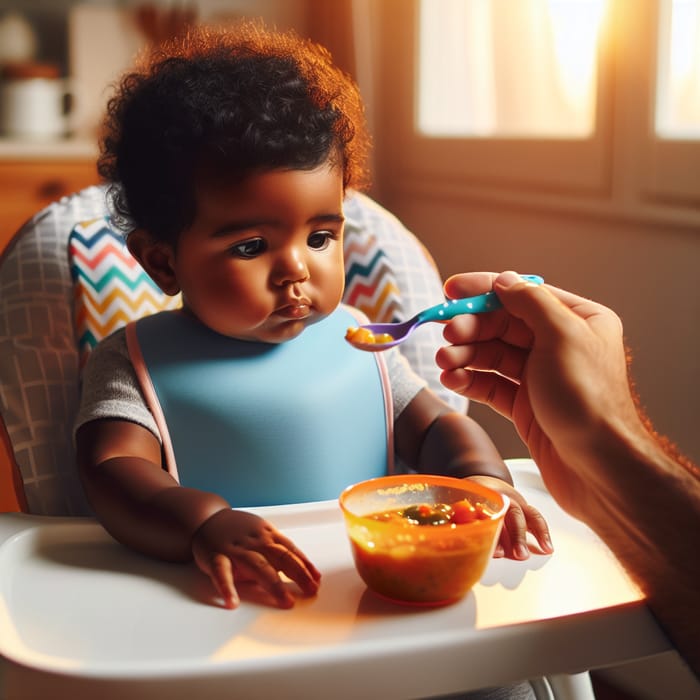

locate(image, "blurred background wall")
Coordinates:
0 0 697 462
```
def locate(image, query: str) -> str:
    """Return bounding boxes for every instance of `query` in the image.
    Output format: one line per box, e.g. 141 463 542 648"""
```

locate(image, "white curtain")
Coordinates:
657 0 700 137
417 0 605 138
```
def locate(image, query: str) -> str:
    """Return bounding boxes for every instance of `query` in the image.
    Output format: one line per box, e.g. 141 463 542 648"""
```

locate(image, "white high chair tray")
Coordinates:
0 460 670 699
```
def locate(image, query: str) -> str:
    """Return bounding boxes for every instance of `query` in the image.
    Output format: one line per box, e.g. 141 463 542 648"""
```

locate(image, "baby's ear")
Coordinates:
127 229 180 296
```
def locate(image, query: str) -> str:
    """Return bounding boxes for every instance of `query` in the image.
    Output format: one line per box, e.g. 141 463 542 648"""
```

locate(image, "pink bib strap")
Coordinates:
125 320 180 482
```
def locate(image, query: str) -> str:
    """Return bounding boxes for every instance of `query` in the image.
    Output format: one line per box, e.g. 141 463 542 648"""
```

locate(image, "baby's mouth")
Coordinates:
276 302 311 320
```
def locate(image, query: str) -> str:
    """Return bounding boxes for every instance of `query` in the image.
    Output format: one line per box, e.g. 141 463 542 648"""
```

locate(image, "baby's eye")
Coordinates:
230 238 267 258
307 231 335 250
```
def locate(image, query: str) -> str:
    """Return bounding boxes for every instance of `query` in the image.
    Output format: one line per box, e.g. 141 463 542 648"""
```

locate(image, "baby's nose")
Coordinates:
274 248 310 285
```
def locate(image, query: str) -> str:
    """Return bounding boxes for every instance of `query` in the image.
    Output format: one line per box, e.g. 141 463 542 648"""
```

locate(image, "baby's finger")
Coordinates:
210 552 239 609
503 503 530 560
271 532 322 584
523 504 554 554
233 549 296 608
264 545 321 596
493 531 506 558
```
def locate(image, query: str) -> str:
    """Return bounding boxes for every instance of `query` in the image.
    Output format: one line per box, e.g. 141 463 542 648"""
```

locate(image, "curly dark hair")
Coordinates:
98 21 371 244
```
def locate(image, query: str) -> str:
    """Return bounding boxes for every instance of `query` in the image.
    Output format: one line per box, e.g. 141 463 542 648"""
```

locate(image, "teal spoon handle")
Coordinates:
416 274 544 324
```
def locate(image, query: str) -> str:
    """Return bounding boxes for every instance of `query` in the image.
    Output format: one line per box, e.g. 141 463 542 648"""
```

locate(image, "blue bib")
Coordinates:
126 307 392 507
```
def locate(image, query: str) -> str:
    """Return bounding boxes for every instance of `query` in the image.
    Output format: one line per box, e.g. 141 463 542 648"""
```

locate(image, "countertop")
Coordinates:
0 135 98 160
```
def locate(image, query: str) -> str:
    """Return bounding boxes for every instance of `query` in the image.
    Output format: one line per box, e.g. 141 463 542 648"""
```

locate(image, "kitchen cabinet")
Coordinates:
0 157 99 250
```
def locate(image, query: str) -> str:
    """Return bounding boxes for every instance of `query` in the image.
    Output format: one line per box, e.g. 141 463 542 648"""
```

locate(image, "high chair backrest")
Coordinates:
0 186 465 515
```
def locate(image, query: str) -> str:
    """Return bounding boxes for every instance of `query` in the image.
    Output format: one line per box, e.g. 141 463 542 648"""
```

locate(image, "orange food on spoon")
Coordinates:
345 327 394 345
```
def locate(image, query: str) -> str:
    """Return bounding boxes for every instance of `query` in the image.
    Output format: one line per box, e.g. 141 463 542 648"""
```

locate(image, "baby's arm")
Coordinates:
395 389 553 559
76 418 321 608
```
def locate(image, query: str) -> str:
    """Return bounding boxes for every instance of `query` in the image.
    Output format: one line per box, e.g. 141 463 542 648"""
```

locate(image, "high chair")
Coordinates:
0 185 595 700
0 185 464 516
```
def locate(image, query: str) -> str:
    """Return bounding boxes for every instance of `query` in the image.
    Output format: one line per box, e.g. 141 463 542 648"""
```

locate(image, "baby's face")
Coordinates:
171 161 346 343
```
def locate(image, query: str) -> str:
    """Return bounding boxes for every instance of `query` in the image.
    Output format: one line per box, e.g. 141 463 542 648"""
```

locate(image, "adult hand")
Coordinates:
435 270 648 520
437 271 700 677
191 509 321 609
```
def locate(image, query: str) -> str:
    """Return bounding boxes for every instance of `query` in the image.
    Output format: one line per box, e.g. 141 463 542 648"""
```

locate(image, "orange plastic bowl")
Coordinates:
339 474 508 606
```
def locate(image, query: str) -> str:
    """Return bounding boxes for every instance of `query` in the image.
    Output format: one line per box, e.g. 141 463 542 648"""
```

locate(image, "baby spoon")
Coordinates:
345 274 544 351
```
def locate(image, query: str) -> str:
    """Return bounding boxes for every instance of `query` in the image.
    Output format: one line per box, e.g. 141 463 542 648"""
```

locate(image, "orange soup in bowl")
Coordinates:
339 475 508 605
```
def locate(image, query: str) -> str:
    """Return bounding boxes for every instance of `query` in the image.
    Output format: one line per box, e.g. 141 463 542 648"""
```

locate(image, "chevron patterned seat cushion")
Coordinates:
68 219 181 368
343 228 402 324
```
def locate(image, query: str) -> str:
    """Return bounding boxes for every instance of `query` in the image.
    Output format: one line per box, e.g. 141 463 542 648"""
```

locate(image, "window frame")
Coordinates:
640 0 700 207
368 0 700 224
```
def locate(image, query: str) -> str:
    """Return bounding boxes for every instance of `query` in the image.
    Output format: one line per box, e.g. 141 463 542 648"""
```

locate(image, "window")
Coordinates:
418 0 607 138
369 0 700 214
656 0 700 138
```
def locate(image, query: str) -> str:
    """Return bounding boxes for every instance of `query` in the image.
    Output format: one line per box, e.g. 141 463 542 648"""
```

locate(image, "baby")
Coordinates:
75 21 552 613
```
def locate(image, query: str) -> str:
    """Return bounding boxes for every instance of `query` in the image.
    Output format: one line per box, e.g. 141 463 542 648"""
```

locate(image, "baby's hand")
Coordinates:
191 509 322 609
465 476 553 560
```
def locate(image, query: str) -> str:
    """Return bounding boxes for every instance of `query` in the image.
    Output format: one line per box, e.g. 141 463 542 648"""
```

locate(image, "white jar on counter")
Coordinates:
0 62 72 140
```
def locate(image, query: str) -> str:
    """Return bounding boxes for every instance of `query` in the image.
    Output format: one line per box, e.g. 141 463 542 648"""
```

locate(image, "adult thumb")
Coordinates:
493 271 574 342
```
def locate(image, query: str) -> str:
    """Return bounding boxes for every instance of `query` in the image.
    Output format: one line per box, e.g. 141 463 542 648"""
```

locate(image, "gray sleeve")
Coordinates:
74 329 161 441
385 347 428 419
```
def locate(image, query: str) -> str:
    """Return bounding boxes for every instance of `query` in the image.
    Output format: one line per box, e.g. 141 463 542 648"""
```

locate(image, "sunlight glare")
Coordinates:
547 0 607 111
657 0 700 137
417 0 608 137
